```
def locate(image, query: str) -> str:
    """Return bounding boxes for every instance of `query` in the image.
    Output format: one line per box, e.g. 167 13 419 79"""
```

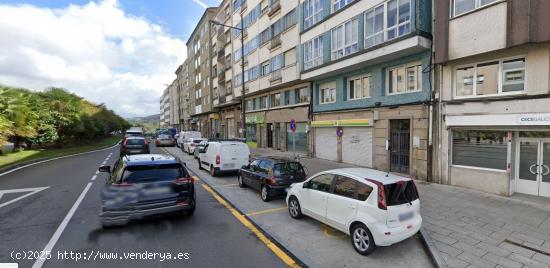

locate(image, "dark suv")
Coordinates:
98 154 195 227
120 136 149 156
238 156 307 202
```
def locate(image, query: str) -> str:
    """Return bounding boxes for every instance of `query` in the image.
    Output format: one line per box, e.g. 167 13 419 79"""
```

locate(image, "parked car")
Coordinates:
120 136 149 156
285 168 421 255
183 138 208 154
177 131 201 147
155 134 176 147
197 140 251 176
238 157 307 202
98 154 195 227
193 140 208 159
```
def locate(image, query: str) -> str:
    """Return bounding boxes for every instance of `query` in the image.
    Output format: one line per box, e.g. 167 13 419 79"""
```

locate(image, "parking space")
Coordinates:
162 146 433 268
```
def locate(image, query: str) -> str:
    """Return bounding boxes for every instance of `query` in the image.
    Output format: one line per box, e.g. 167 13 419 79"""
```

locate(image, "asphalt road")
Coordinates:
0 142 285 268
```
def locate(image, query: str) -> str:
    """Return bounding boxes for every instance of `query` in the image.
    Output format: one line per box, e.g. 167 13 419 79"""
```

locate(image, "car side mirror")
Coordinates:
99 165 111 173
241 165 248 169
303 181 310 189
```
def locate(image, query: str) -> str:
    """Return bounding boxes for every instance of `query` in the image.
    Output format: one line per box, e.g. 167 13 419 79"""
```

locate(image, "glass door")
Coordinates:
517 140 539 195
539 141 550 197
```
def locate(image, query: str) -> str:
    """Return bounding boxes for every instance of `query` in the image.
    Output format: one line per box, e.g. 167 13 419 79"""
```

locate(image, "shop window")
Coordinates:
286 122 308 152
454 58 525 98
452 130 507 170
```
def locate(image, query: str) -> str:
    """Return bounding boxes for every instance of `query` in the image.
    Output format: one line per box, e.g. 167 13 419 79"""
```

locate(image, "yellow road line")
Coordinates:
246 207 287 217
201 184 300 268
191 176 201 181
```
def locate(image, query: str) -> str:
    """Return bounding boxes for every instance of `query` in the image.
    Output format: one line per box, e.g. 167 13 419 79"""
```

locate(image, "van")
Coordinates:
197 141 251 177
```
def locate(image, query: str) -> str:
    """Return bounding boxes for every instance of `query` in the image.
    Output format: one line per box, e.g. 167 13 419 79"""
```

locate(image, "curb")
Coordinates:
161 148 308 268
0 141 120 177
419 227 448 268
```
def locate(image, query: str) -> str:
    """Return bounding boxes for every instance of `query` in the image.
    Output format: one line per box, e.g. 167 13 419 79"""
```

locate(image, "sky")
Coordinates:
0 0 219 118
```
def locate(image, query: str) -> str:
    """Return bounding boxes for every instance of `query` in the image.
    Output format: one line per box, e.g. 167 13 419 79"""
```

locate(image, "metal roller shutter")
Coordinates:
315 128 337 161
342 127 373 167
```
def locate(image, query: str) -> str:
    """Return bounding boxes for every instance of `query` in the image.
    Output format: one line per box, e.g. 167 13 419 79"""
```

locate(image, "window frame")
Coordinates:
364 0 411 49
453 57 526 99
319 83 336 104
451 0 500 18
386 61 423 95
348 74 371 100
304 0 324 29
304 35 323 71
331 18 359 60
332 0 354 12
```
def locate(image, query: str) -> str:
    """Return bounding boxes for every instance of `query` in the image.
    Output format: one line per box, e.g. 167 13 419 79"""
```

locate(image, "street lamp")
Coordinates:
210 16 246 140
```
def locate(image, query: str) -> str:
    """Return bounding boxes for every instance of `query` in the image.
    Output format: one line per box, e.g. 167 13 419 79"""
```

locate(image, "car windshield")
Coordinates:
121 164 187 183
273 162 304 177
193 139 203 143
126 139 145 145
384 181 419 206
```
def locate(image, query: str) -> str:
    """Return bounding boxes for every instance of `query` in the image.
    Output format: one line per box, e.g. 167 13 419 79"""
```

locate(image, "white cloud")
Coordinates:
0 0 186 117
192 0 208 9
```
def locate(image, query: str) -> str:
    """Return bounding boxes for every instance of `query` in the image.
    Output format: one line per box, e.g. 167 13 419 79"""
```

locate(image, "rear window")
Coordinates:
384 181 419 206
121 164 188 183
193 139 203 143
273 162 304 177
126 139 145 145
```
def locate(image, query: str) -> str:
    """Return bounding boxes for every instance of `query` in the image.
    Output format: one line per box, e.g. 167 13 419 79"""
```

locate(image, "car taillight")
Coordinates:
113 182 133 187
123 139 128 146
191 144 196 147
175 177 194 184
367 179 387 210
144 139 148 145
216 155 220 165
267 175 276 186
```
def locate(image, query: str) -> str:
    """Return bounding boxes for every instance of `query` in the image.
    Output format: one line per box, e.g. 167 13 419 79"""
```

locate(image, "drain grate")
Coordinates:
504 239 550 257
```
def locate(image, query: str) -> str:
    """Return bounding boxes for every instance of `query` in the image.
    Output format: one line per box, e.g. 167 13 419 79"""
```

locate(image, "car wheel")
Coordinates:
351 223 376 255
260 185 270 202
238 175 246 188
186 199 196 216
210 166 217 177
198 159 202 170
288 196 303 219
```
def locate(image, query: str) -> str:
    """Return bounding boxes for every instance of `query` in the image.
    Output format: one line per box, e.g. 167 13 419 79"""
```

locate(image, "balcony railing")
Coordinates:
268 0 280 17
269 69 282 83
217 49 225 59
270 34 281 49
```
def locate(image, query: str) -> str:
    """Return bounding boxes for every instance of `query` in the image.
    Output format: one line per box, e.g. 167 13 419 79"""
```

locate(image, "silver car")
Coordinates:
155 134 176 147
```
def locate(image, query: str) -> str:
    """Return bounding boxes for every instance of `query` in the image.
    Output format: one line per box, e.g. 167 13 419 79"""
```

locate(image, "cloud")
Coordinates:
191 0 208 9
0 0 186 117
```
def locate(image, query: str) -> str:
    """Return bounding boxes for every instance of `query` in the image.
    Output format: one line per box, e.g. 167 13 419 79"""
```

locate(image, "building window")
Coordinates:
284 90 291 105
348 75 370 100
451 0 499 17
260 96 267 109
333 0 354 12
260 28 271 46
295 87 310 103
319 82 336 104
331 18 359 60
261 61 271 76
387 62 422 94
246 100 253 110
284 48 296 66
271 93 281 107
271 54 284 71
455 58 525 98
304 0 324 29
364 0 411 49
452 130 507 170
303 36 323 70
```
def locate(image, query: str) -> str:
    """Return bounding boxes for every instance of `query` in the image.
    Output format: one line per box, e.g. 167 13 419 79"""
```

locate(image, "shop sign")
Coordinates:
246 115 265 124
518 114 550 125
311 119 371 127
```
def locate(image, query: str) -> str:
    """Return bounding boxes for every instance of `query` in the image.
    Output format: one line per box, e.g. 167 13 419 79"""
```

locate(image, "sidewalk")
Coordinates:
252 148 550 268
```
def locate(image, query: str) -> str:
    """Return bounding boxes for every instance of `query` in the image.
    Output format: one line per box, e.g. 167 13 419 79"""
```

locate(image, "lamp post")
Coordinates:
210 15 246 140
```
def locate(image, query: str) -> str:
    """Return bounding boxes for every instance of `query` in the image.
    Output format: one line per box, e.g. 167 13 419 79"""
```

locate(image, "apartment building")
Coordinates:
434 0 550 197
301 0 432 179
168 79 180 128
187 8 218 137
229 0 310 151
160 87 171 128
176 61 190 130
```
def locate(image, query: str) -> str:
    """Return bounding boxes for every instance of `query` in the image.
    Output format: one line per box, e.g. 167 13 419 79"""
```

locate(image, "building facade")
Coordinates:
187 8 218 138
160 87 171 128
168 79 180 128
176 61 190 130
301 0 432 180
434 0 550 197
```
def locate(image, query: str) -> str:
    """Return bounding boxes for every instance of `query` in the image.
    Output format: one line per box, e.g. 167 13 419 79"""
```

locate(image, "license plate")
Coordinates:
130 150 141 153
223 163 235 168
399 211 414 222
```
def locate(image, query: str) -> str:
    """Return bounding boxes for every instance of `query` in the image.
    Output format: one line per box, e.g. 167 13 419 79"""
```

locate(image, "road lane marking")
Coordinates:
101 161 106 165
91 175 97 181
192 176 201 181
0 143 119 177
245 207 287 217
95 170 99 175
201 184 300 268
322 224 347 239
33 182 93 268
0 187 50 209
212 183 238 188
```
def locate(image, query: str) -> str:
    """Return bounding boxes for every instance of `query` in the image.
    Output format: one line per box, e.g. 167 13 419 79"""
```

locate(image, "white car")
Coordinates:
177 131 201 147
197 141 251 177
285 168 421 255
183 138 207 154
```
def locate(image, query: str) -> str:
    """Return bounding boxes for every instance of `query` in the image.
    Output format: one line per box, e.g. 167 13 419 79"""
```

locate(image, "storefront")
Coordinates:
245 113 265 144
263 106 309 151
446 113 550 197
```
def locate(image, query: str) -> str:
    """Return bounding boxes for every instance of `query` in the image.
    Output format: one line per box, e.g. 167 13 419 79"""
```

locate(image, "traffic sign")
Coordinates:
290 119 296 133
336 126 343 137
